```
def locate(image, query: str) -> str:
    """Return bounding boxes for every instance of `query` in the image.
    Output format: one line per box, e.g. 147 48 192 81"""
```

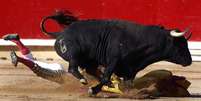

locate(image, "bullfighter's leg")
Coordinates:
3 34 34 60
68 59 88 85
10 50 34 68
101 74 123 94
3 34 64 70
4 34 66 83
88 59 118 95
10 50 66 83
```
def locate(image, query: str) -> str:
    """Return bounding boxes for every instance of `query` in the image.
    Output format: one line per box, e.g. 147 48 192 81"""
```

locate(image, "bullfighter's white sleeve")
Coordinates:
21 53 67 84
33 61 65 71
22 52 64 71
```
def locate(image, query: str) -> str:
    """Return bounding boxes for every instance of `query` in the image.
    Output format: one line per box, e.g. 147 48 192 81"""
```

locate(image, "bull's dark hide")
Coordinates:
40 10 192 95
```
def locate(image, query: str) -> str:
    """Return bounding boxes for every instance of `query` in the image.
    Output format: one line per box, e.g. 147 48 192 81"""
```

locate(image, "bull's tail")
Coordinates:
40 10 79 38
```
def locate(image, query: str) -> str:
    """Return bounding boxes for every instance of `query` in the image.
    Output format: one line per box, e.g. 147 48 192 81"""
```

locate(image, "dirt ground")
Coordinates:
1 51 201 101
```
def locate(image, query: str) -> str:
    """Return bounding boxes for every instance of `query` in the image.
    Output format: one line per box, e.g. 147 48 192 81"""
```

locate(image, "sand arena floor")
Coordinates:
0 51 201 101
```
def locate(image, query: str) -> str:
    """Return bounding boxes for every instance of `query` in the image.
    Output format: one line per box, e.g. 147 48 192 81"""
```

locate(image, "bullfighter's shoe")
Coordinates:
2 34 20 40
10 50 18 67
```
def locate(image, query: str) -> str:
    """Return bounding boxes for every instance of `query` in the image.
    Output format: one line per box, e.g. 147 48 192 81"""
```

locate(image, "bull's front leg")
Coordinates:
88 60 117 95
68 59 88 85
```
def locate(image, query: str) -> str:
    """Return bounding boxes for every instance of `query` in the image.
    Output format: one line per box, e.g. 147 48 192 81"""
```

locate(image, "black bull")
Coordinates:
40 12 192 95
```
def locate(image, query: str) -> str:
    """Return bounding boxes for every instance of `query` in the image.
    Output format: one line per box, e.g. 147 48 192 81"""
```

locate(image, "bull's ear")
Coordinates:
159 25 165 29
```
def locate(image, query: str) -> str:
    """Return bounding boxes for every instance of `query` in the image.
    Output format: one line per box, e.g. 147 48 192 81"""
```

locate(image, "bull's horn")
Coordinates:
170 27 190 37
170 30 185 37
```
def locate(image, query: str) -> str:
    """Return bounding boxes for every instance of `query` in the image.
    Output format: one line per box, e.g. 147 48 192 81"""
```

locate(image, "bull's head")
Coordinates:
166 28 192 66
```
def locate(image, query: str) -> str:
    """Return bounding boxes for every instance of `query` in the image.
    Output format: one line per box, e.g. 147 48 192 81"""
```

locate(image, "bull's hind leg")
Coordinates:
84 65 123 94
88 59 118 96
84 64 102 80
68 59 88 85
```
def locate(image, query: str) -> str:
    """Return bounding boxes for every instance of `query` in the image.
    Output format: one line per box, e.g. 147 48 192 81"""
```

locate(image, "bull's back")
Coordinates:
67 20 142 48
65 19 144 42
62 19 148 62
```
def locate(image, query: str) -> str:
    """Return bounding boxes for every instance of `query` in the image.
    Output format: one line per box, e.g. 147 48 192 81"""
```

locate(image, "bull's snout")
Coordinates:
182 63 191 67
182 60 192 67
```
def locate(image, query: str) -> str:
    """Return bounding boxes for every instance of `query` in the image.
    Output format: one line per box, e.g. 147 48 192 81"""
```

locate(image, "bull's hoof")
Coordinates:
80 79 88 85
88 87 96 97
88 86 101 97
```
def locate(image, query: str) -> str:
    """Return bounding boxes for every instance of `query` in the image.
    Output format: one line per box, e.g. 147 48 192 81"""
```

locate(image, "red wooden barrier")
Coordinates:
1 0 200 40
